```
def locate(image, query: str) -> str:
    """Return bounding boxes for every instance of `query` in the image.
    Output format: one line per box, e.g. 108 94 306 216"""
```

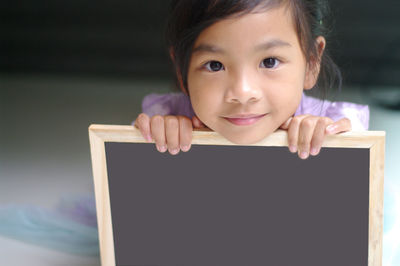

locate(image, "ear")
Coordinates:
304 36 326 90
169 47 188 95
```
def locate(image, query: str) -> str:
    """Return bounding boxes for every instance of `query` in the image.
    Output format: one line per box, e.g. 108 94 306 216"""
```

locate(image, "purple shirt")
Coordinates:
138 92 369 130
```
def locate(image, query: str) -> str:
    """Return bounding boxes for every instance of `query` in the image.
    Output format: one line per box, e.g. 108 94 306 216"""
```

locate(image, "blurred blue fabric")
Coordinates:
0 195 99 256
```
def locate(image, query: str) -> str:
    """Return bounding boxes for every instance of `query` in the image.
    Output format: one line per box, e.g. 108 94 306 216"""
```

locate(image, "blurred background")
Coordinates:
1 0 399 265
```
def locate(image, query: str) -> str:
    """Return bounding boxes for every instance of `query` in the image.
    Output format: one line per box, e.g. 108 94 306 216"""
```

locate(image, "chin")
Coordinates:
222 130 273 145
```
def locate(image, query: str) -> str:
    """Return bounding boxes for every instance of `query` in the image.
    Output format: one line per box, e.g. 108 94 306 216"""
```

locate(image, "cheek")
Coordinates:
266 72 304 114
187 72 222 118
187 71 203 111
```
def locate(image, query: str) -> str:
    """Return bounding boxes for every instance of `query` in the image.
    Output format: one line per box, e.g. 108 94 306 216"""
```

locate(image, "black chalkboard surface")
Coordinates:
89 125 385 266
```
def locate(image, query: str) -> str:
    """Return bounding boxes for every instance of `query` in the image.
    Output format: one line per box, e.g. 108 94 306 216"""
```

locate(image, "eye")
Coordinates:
204 61 225 72
260 58 280 69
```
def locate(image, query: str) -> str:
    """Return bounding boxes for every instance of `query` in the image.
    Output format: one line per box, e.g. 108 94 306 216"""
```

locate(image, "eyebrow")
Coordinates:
254 39 292 52
192 44 225 55
192 39 292 55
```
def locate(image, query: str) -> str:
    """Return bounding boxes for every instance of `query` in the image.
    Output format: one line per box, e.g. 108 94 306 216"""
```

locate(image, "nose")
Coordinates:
224 70 262 104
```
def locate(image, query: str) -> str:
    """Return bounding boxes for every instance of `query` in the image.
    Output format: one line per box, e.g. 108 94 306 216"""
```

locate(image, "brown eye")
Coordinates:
260 58 280 69
205 61 224 72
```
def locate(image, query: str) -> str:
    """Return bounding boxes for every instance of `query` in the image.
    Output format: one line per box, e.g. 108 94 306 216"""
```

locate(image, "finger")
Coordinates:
326 118 352 135
135 113 152 142
192 116 206 128
165 116 180 155
287 115 308 153
297 116 318 160
279 117 293 130
150 115 167 153
310 117 333 156
179 116 193 152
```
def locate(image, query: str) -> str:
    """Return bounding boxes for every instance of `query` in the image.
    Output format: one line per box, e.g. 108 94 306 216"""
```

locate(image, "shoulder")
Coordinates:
141 92 195 118
296 93 370 130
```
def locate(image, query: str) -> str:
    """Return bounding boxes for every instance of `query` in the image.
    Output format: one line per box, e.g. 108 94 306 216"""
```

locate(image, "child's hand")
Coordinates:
280 115 351 159
134 113 206 155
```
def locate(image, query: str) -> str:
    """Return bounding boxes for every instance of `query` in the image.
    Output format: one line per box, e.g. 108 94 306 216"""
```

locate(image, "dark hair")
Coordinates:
166 0 342 98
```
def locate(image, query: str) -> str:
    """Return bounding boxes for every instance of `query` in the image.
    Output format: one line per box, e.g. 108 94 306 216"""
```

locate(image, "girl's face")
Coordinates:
187 5 321 144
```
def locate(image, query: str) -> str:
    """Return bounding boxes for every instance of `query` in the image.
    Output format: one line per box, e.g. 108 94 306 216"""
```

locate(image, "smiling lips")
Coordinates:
224 113 267 126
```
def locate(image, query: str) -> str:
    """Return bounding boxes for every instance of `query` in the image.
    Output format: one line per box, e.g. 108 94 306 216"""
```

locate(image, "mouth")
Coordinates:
223 113 267 126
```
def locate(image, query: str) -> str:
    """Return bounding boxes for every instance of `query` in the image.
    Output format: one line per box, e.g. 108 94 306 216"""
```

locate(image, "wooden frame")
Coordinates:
89 124 385 266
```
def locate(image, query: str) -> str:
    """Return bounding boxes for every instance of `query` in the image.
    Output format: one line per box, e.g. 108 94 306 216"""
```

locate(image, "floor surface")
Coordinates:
1 74 399 265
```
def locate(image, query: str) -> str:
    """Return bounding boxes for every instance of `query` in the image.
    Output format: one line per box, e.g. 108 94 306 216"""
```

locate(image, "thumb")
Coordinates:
192 116 206 128
279 117 293 130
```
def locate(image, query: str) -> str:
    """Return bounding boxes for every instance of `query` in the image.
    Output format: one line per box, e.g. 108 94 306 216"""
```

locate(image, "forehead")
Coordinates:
193 5 299 52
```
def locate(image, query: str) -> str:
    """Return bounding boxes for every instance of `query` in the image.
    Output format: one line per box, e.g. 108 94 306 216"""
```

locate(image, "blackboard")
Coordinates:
89 125 385 266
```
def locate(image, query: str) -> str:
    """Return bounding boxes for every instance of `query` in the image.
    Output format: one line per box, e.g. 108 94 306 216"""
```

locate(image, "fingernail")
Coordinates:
181 145 190 152
158 145 167 153
300 151 309 159
289 145 297 153
326 125 337 133
146 134 152 142
310 147 319 156
170 148 179 155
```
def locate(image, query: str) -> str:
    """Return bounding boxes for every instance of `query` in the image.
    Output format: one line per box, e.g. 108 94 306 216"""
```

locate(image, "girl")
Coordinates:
134 0 369 159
